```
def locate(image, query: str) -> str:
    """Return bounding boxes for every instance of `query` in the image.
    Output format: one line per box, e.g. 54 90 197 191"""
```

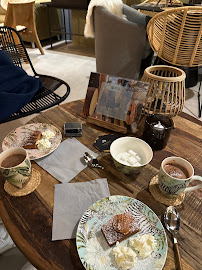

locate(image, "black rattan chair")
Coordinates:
0 26 70 123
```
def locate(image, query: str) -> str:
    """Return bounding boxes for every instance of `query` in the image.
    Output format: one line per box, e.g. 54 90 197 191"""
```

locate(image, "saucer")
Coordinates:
149 175 185 206
4 168 41 197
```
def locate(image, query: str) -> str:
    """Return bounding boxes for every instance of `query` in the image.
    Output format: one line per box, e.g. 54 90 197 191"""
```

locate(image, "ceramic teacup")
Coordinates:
158 156 202 196
0 147 31 188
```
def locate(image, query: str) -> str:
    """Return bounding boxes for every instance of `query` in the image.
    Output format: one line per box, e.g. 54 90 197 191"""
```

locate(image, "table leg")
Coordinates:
198 81 202 118
47 5 53 49
68 9 72 41
63 9 67 44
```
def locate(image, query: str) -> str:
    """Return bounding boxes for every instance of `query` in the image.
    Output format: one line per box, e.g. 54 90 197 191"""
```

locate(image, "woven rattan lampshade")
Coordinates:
141 65 186 117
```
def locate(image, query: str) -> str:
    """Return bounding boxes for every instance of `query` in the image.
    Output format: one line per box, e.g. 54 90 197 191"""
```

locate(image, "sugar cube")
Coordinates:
128 150 137 158
119 152 130 161
127 156 138 166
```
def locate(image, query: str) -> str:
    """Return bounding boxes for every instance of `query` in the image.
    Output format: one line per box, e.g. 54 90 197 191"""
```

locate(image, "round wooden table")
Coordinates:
0 100 201 270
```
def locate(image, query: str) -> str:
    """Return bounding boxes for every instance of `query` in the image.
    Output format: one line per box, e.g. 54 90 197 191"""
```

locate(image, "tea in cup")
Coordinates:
158 156 202 196
0 147 31 188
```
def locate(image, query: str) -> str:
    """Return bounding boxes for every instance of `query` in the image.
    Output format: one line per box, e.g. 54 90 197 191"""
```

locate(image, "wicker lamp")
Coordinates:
141 65 186 117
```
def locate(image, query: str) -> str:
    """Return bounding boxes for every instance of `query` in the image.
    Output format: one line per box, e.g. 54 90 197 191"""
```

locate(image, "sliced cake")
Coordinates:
101 213 139 247
23 131 42 149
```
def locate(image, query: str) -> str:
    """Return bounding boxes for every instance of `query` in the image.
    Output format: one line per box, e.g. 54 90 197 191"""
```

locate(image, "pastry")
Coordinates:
23 131 42 149
101 213 139 247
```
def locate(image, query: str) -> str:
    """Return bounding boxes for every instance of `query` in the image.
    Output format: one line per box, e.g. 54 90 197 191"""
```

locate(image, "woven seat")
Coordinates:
0 26 70 123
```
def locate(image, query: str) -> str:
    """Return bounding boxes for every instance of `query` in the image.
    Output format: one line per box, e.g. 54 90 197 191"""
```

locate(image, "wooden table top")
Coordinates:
0 100 201 270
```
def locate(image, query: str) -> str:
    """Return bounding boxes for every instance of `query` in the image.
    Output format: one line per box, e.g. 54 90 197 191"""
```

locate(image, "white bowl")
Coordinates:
110 137 153 175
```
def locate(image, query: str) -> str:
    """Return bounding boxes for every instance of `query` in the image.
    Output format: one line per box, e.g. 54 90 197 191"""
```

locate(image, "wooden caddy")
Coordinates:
82 72 149 134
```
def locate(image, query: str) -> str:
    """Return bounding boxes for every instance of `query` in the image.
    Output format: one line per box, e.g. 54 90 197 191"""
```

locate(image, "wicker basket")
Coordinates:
141 65 186 117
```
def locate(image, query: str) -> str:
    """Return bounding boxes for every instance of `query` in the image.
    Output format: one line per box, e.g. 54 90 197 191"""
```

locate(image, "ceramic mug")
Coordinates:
0 147 31 188
158 156 202 196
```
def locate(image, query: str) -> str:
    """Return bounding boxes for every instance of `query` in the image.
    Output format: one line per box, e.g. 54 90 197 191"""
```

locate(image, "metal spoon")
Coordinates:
164 206 183 270
83 152 104 169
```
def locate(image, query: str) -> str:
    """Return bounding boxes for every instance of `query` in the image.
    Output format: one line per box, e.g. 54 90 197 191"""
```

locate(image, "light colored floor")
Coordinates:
0 45 201 269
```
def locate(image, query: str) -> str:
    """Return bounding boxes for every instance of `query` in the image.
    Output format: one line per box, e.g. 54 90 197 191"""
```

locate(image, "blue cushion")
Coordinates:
0 50 43 122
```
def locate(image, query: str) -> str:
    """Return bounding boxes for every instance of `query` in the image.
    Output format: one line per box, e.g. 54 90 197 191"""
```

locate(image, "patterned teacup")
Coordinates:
0 147 31 188
158 156 202 196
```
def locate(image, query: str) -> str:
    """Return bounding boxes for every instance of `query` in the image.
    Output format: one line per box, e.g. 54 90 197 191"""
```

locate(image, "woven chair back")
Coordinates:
0 26 36 74
147 6 202 67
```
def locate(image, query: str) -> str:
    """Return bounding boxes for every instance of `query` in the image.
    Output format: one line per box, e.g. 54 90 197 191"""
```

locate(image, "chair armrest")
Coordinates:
93 6 146 42
123 4 148 27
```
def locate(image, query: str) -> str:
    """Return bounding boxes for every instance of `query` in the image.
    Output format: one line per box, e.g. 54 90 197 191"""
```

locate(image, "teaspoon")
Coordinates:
83 152 104 169
164 206 183 270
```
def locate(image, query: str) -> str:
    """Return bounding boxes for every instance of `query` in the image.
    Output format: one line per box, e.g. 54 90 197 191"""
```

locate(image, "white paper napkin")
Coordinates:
36 138 98 183
52 178 110 240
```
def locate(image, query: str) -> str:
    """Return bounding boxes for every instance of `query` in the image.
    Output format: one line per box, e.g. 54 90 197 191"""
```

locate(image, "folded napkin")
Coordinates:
36 138 98 183
52 178 110 240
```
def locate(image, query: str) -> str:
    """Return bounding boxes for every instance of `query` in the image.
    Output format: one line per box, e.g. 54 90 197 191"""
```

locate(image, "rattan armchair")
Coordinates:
0 26 70 123
147 6 202 67
147 6 202 116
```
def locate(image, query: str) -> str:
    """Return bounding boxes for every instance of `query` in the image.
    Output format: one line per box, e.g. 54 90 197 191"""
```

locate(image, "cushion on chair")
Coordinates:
0 6 6 15
0 50 43 122
0 14 5 23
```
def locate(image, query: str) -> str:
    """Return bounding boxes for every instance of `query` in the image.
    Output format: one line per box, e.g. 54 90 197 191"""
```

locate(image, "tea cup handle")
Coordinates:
185 176 202 193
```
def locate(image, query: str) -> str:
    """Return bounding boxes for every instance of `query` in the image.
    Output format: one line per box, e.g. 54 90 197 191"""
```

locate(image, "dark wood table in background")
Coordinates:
0 100 201 270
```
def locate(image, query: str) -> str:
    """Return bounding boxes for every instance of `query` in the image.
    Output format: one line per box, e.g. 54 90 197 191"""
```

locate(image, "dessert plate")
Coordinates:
76 195 167 270
2 123 62 160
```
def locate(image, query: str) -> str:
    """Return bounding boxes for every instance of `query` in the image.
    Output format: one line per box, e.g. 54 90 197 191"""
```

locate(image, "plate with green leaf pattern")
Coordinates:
76 195 167 270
